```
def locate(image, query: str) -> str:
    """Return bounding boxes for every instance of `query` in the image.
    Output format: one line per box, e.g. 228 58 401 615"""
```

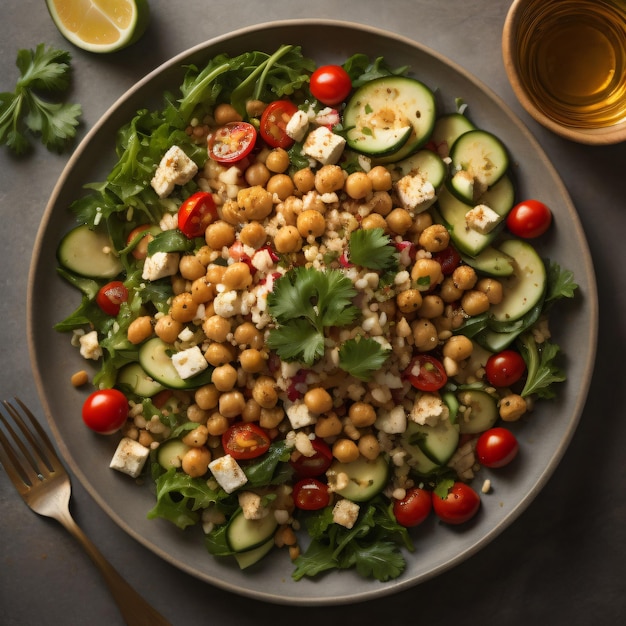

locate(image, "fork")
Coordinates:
0 398 171 626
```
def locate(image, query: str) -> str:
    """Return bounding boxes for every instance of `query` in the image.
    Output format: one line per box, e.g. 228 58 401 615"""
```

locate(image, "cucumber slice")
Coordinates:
409 416 460 465
431 113 476 155
394 149 448 191
226 510 278 553
117 362 165 397
328 455 389 502
57 224 123 279
449 130 509 202
460 246 515 277
157 439 191 469
234 538 274 569
401 437 441 475
138 337 212 390
489 239 547 323
456 389 498 434
344 76 436 159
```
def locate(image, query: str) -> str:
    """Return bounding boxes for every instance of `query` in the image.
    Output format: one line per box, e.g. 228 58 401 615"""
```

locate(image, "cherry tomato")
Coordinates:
433 245 462 275
293 478 330 510
393 487 432 527
95 281 128 316
476 427 519 468
432 482 481 525
126 224 156 260
208 121 257 164
506 199 552 238
177 191 217 238
259 100 299 149
485 349 526 387
82 389 129 434
405 354 448 391
310 65 352 106
290 438 333 477
222 423 271 460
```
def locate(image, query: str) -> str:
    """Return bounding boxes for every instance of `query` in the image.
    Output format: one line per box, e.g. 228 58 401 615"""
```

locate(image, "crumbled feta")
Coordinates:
177 327 195 342
302 126 346 165
283 399 318 430
150 145 198 198
465 203 501 234
409 392 448 426
141 251 180 282
78 330 102 360
285 109 309 142
171 346 208 380
332 499 360 529
238 491 267 520
213 290 245 318
208 454 248 493
375 405 407 434
395 173 436 212
109 437 150 478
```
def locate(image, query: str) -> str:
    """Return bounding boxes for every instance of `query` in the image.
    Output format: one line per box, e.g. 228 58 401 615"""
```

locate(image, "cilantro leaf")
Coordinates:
517 332 567 399
338 336 391 380
545 259 578 304
265 318 325 365
352 541 406 581
348 228 398 271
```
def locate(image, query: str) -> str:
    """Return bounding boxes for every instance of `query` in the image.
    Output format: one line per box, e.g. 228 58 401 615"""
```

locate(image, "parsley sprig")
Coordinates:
0 44 82 154
348 227 398 271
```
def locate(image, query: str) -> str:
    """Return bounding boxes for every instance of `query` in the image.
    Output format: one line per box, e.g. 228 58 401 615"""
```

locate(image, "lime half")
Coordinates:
45 0 150 53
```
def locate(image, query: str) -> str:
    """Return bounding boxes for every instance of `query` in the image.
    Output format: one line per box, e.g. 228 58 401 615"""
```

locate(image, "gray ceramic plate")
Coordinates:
28 20 598 605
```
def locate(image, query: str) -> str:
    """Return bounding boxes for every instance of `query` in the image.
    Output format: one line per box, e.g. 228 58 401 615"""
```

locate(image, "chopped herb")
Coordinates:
348 228 398 271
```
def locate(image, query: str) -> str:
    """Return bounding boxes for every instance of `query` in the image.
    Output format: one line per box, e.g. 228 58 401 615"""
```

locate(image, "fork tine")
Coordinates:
0 417 34 490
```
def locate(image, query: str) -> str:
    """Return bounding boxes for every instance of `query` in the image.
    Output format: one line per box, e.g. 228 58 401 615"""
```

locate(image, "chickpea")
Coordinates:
266 174 295 200
412 318 439 351
189 276 212 304
218 391 246 418
332 439 360 463
244 162 271 187
367 165 392 191
237 186 274 220
361 213 387 230
409 211 433 237
205 220 236 250
170 292 198 323
411 258 443 291
155 315 183 344
127 316 153 345
246 99 266 117
396 289 423 313
181 447 211 478
239 221 267 249
179 255 206 281
358 433 381 460
187 403 209 424
195 245 213 266
348 402 377 427
297 209 326 238
461 290 490 316
182 425 209 447
170 274 187 296
211 363 238 391
221 262 253 290
203 315 231 342
418 224 450 253
206 412 229 436
274 225 302 253
241 399 262 423
252 376 278 408
499 394 527 421
418 294 445 319
344 171 373 199
265 148 290 173
369 191 393 216
293 167 315 193
314 164 344 193
205 342 235 366
442 335 474 361
213 103 242 125
239 348 265 373
259 406 285 429
440 276 464 303
314 413 343 438
452 265 478 290
476 277 504 304
234 322 264 349
304 387 333 414
205 264 226 285
386 208 413 235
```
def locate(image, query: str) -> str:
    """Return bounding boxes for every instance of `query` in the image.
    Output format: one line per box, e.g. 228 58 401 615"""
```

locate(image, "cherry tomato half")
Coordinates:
259 100 299 149
293 478 330 510
222 423 271 460
96 281 128 316
485 349 526 387
506 199 552 239
82 389 129 434
208 121 257 164
177 191 217 238
405 354 448 391
290 438 333 477
393 487 432 527
476 427 519 468
310 65 353 106
432 482 481 525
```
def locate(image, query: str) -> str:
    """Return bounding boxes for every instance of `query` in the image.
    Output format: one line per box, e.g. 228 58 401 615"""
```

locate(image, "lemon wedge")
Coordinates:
45 0 150 53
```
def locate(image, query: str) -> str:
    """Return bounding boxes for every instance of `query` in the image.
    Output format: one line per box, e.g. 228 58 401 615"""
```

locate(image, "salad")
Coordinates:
55 45 577 581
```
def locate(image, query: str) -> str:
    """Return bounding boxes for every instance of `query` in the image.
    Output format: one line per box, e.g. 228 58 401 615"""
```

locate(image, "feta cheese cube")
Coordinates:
151 145 198 198
141 251 180 282
395 173 436 212
409 392 448 426
284 400 318 430
109 437 150 478
285 109 309 142
302 126 346 165
332 499 360 529
78 330 102 360
465 204 501 234
238 491 268 520
171 346 208 380
375 405 407 434
208 454 248 493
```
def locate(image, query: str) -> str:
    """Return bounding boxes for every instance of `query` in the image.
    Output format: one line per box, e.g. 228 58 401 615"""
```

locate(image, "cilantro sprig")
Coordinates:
0 44 82 154
348 228 399 271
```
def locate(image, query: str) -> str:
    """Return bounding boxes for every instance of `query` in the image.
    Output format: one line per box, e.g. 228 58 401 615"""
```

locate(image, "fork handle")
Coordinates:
56 509 171 626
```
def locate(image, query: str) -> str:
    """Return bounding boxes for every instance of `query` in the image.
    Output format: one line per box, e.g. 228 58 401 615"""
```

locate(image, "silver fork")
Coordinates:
0 398 171 626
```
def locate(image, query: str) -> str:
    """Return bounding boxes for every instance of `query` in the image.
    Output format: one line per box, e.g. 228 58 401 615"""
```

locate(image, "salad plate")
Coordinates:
27 20 597 605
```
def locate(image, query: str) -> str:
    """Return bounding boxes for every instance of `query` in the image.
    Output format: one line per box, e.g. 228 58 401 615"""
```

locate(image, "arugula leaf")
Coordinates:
517 332 566 399
338 336 391 381
343 54 409 87
348 228 399 271
244 440 293 487
0 44 81 153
